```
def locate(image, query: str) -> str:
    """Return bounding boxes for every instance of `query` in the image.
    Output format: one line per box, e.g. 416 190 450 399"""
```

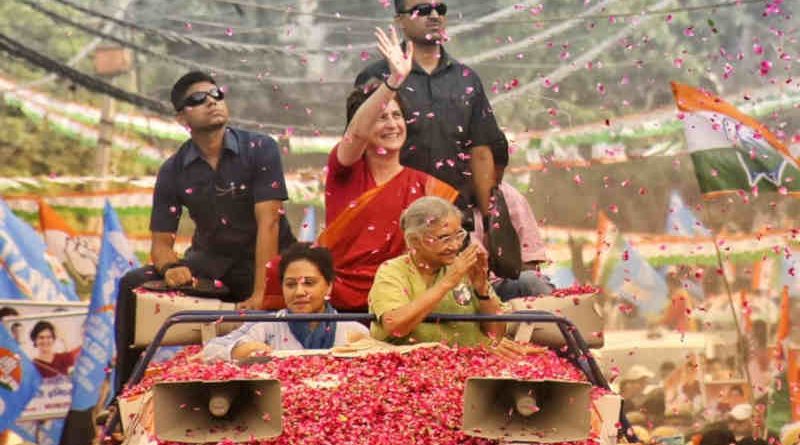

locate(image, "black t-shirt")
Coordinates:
355 47 508 208
150 127 295 278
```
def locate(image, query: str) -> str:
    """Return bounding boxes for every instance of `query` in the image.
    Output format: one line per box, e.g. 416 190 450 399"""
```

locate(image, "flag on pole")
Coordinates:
298 206 317 242
70 201 139 410
0 199 78 301
671 82 800 197
751 256 776 294
767 286 796 431
0 325 42 431
39 199 98 280
780 254 800 298
550 265 577 289
605 239 669 315
591 211 619 285
665 190 710 236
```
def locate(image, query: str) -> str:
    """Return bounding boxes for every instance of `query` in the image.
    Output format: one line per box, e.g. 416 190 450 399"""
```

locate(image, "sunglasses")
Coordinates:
179 87 224 111
400 2 447 17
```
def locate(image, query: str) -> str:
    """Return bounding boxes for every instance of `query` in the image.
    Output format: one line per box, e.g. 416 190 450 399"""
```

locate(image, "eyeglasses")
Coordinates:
425 227 467 246
179 87 224 111
400 2 447 17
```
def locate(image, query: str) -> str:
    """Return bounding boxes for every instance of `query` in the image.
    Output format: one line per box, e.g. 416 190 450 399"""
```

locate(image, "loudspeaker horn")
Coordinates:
462 377 592 443
153 378 282 443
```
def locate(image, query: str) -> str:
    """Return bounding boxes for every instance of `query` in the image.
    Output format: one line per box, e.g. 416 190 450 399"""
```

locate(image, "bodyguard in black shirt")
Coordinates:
355 0 508 219
113 71 295 393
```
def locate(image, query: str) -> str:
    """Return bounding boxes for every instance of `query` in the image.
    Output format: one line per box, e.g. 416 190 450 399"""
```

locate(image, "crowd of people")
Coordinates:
615 357 800 445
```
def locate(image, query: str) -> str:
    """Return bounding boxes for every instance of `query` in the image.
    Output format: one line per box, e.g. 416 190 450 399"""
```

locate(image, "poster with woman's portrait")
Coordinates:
1 301 87 421
704 380 750 420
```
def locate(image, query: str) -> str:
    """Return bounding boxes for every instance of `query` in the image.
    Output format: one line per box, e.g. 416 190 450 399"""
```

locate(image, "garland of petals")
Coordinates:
125 344 603 445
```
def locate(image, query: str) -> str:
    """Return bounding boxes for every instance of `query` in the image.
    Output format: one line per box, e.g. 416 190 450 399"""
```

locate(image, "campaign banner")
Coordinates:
2 309 87 421
0 321 41 432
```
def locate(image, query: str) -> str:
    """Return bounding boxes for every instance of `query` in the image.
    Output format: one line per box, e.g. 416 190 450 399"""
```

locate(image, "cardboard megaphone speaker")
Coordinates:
508 294 604 348
153 378 282 443
462 377 592 443
133 289 238 347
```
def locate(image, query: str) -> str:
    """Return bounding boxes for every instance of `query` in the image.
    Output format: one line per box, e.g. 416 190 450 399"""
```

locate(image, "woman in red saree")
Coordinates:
261 27 456 312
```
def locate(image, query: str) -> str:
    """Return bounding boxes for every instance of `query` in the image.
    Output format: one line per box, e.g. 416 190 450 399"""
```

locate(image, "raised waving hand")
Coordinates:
375 26 413 90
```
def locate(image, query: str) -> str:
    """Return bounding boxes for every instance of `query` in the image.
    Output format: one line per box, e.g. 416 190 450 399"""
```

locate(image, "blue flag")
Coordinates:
780 255 800 298
298 206 317 242
665 191 710 237
69 201 139 410
0 199 78 301
606 240 669 314
0 325 42 431
12 418 65 445
550 266 577 289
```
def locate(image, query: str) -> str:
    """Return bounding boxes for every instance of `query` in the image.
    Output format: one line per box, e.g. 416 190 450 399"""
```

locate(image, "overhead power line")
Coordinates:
49 0 335 55
0 31 338 134
476 0 765 24
211 0 386 23
0 31 172 114
197 0 764 24
492 0 675 105
462 0 617 65
16 0 351 85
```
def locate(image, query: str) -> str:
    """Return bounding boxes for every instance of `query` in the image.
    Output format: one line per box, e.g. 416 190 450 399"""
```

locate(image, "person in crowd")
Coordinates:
10 322 22 344
630 425 651 444
727 404 754 441
354 0 509 224
204 243 368 361
620 365 655 417
315 26 458 311
368 196 505 346
0 306 18 318
660 361 677 380
113 71 296 393
650 426 683 445
30 320 76 378
469 167 553 300
699 427 736 445
705 357 733 381
0 307 22 344
737 438 768 445
261 27 458 312
781 422 800 445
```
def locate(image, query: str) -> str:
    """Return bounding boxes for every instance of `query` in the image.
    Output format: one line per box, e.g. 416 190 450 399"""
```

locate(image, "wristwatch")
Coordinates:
475 292 492 301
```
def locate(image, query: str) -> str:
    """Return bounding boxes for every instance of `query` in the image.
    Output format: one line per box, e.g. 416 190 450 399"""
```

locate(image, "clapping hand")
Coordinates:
442 244 479 289
468 248 490 296
375 25 412 90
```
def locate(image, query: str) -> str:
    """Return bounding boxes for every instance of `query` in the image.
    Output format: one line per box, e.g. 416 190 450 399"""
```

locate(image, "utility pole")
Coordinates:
91 46 132 189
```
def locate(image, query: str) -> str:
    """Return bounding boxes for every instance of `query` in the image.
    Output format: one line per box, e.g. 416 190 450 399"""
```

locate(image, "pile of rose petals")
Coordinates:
550 284 599 298
125 344 604 445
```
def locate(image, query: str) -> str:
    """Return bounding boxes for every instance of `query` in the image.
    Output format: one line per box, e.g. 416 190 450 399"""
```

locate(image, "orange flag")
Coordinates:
39 199 97 278
777 285 791 344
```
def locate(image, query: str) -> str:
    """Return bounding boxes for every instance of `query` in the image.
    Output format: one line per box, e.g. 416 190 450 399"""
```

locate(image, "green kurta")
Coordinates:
368 254 499 346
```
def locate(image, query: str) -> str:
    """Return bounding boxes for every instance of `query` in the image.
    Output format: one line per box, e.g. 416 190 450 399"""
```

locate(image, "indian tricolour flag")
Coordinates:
671 82 800 197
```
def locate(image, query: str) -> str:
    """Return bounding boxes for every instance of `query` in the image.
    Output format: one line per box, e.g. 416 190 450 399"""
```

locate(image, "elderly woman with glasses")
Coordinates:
368 196 506 346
